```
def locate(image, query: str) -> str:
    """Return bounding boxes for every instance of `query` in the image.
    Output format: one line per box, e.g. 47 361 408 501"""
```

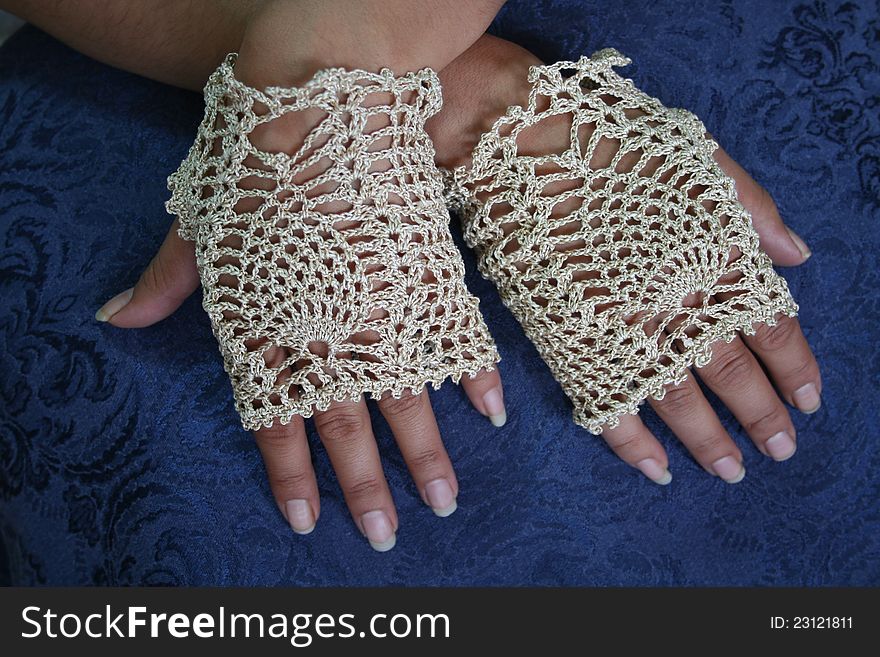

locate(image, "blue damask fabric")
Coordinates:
1 0 878 585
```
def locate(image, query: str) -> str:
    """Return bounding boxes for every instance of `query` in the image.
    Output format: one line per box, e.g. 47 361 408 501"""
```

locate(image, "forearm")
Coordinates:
1 0 261 90
2 0 506 91
234 0 507 87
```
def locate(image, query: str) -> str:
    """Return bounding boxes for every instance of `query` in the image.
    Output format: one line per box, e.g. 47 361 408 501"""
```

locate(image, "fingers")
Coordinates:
649 372 746 483
377 390 459 517
95 219 199 327
712 144 811 266
601 414 672 485
712 148 821 412
313 397 398 552
743 314 822 414
253 415 320 535
460 368 507 427
696 336 798 461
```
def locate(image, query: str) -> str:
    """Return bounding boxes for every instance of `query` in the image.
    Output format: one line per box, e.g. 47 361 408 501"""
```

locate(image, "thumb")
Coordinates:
712 143 812 267
96 220 199 328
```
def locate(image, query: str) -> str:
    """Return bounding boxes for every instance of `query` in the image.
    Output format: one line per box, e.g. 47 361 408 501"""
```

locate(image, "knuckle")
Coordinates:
465 368 495 386
784 356 818 383
752 316 798 353
255 422 296 446
140 256 174 294
656 383 697 416
744 405 788 436
409 448 444 471
704 347 755 388
314 409 367 444
691 433 728 455
268 469 313 493
752 183 779 217
603 431 643 452
345 477 385 501
380 392 425 419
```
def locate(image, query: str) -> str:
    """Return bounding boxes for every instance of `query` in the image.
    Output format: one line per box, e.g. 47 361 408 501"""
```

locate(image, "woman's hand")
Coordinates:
430 36 822 484
99 210 505 550
95 3 508 551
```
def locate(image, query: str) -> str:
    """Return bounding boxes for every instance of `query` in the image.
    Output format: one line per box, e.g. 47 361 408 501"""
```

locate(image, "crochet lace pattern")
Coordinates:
448 48 798 434
167 54 498 430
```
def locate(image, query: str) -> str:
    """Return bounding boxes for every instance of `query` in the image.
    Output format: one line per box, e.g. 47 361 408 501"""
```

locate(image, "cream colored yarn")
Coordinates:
167 54 498 430
448 48 798 434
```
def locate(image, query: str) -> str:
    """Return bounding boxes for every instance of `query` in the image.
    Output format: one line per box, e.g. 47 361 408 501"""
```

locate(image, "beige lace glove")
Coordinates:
167 54 498 430
447 48 797 434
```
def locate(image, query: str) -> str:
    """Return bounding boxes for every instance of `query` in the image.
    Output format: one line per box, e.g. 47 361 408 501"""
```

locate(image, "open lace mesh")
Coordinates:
167 54 498 430
448 48 797 434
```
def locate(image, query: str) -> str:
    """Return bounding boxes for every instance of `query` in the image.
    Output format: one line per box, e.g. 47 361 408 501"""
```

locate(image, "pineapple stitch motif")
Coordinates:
167 54 498 430
449 48 797 434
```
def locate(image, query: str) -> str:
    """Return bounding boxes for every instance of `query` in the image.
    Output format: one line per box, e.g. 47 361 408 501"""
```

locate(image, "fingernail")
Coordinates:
285 499 315 535
95 287 133 322
712 456 746 483
635 458 672 485
785 227 812 260
361 510 396 552
424 478 458 517
482 388 507 427
792 383 821 414
765 431 797 461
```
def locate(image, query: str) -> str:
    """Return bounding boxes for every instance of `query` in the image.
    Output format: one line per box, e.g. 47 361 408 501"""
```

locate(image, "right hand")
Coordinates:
95 8 508 551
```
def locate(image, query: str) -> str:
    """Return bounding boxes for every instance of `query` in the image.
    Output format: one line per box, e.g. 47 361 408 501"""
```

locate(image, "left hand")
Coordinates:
429 35 822 485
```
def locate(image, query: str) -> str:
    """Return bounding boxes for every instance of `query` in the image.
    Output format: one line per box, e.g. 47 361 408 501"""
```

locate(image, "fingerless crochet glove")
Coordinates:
168 55 499 430
447 48 797 434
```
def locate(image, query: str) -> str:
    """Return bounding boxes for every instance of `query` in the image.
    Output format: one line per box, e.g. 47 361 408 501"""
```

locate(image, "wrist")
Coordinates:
235 0 505 88
430 35 539 169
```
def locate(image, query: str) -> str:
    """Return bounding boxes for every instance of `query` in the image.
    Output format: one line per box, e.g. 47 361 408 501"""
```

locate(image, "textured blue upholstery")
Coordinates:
1 0 878 585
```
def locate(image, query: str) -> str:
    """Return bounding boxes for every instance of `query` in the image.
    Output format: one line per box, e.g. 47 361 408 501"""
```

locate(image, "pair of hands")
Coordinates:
96 7 821 551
